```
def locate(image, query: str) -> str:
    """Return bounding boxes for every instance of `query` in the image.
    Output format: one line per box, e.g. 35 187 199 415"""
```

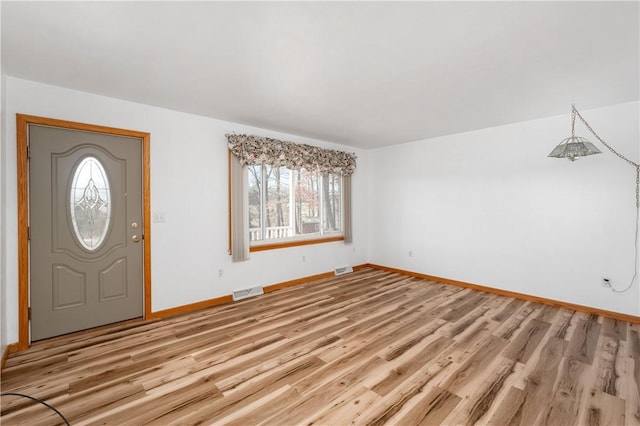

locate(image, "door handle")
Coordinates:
131 235 140 243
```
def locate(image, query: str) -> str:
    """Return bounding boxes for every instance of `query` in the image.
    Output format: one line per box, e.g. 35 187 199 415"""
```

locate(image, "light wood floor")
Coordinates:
1 268 639 425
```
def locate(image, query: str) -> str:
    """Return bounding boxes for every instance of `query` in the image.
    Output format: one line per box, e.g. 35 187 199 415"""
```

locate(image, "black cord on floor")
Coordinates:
1 392 70 425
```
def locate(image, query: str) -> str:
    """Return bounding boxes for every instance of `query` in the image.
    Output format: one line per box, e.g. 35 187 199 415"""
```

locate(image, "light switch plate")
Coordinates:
153 212 166 223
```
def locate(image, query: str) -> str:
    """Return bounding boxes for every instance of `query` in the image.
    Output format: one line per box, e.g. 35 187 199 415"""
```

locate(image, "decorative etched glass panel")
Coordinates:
70 157 111 251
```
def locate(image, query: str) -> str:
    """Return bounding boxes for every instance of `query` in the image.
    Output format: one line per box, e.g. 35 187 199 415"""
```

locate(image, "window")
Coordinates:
247 164 342 244
227 133 355 261
70 156 111 251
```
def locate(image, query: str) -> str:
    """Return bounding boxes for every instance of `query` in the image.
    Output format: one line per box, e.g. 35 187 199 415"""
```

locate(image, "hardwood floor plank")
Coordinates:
2 268 637 425
354 356 453 426
553 309 577 340
222 385 302 426
175 355 326 424
372 335 453 396
486 385 528 425
603 317 627 341
3 319 163 367
446 356 517 425
297 318 433 396
305 385 380 426
68 351 185 394
593 336 623 396
259 356 389 425
1 353 70 384
540 357 587 426
504 319 551 364
579 389 626 426
440 335 507 398
76 377 220 425
492 298 526 322
392 386 462 426
628 327 640 424
381 317 448 362
214 319 353 393
515 336 568 425
567 318 603 365
535 304 560 323
495 302 537 340
315 306 435 364
441 292 488 322
443 305 491 339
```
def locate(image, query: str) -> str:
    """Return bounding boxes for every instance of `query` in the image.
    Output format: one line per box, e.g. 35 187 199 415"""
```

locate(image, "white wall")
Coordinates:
1 77 369 345
1 89 7 356
2 76 638 349
1 0 7 357
369 101 640 316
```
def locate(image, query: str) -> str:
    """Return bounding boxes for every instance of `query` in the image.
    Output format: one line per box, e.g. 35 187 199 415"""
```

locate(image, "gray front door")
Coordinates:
29 125 144 341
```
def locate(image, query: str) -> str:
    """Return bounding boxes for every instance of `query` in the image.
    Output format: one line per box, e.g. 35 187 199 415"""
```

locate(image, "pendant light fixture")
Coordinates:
548 104 639 293
548 104 601 161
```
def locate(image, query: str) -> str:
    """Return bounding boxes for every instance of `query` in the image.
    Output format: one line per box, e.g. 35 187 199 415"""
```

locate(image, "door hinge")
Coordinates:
28 226 31 240
28 307 31 321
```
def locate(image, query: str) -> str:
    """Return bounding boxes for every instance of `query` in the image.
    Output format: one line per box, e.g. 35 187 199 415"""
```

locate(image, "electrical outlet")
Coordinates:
302 255 306 263
408 250 413 258
218 269 223 278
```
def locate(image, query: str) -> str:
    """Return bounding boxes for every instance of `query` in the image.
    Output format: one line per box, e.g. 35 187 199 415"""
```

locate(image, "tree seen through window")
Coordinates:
248 165 342 242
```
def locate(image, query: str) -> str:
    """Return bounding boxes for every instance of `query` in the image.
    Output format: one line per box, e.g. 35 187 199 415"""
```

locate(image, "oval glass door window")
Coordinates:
70 156 112 251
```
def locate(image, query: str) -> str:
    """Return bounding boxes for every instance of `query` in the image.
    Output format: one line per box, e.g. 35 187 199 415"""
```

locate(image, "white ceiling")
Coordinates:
2 1 638 149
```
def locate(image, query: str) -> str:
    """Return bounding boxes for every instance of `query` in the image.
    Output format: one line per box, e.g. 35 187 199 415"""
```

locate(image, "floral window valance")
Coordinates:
226 134 357 176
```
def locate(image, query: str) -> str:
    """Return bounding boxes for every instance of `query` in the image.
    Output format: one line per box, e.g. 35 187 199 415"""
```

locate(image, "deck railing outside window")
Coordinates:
249 226 292 241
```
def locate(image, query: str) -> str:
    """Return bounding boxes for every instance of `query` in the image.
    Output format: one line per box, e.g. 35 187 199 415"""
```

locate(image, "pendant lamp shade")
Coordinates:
548 135 602 161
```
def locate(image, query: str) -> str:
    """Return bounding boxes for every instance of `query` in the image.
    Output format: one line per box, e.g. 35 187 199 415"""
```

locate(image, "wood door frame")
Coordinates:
17 114 152 350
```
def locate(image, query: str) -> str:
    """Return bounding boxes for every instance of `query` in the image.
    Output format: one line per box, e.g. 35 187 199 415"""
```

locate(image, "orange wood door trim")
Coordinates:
16 114 152 350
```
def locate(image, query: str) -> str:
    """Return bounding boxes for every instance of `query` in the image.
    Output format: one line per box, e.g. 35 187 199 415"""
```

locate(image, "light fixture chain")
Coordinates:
573 106 640 207
573 107 639 168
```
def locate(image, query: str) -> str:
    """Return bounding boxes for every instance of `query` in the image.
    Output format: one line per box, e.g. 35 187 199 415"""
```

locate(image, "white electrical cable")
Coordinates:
611 202 639 293
573 105 639 293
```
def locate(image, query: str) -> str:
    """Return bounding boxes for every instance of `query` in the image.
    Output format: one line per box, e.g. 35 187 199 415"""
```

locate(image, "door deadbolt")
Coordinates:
131 222 139 229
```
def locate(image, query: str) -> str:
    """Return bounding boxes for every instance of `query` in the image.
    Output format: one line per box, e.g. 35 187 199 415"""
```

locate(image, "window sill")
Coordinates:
250 236 345 252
